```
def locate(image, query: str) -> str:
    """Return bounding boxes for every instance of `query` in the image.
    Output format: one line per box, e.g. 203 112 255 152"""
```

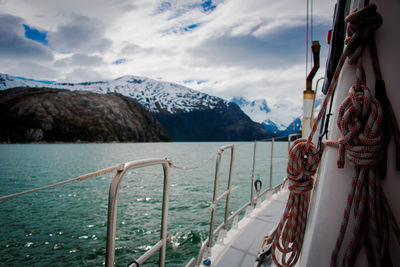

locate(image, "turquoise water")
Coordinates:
0 142 289 266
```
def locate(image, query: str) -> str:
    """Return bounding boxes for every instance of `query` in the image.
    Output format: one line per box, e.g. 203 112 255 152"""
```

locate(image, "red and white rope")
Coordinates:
271 139 319 266
326 5 400 266
271 4 399 267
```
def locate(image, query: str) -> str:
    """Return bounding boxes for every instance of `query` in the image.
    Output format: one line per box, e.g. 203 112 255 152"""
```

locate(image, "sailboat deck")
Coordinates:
211 189 289 267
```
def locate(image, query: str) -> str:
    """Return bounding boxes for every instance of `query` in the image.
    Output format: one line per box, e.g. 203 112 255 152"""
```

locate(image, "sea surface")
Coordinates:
0 142 290 266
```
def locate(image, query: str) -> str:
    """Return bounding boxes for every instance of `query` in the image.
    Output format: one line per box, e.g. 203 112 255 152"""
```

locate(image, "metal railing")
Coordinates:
0 158 173 267
192 135 300 266
106 158 172 267
208 145 235 246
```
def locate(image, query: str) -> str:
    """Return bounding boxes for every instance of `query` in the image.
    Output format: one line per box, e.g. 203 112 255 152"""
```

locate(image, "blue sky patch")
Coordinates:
23 24 48 45
201 0 216 12
184 24 199 32
113 58 127 65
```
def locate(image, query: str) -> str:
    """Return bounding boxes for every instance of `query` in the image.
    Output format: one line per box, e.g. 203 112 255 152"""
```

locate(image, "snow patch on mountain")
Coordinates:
0 73 226 114
265 102 302 130
231 97 271 123
231 96 302 134
261 119 288 134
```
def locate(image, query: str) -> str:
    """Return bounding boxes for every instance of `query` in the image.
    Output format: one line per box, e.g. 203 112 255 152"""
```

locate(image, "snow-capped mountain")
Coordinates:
0 73 273 141
0 73 225 114
284 117 302 135
231 97 271 123
231 97 302 135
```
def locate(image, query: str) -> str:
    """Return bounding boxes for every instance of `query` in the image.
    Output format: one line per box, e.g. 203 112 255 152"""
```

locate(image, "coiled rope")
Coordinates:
271 139 319 266
325 5 400 266
270 3 400 267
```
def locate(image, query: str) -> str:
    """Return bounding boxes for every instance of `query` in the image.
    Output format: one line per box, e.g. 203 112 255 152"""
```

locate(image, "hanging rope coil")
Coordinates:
324 4 400 267
270 4 399 267
271 139 319 266
287 139 319 194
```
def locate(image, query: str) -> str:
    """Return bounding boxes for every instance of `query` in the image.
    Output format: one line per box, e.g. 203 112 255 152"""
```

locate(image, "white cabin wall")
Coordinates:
374 0 400 263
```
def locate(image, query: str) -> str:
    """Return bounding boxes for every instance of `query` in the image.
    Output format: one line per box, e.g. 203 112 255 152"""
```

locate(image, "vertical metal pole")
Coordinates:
106 168 124 267
269 138 274 190
207 148 223 248
250 142 257 205
159 163 170 267
224 146 235 229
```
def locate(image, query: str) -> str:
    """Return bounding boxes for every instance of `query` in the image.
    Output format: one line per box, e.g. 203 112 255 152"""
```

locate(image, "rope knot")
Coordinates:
345 4 382 64
287 139 319 193
337 85 384 167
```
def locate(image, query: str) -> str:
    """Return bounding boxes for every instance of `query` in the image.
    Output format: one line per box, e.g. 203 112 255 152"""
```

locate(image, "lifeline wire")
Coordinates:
0 164 122 201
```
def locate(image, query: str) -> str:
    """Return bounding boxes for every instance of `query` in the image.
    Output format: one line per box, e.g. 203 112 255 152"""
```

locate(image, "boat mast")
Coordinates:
302 0 320 138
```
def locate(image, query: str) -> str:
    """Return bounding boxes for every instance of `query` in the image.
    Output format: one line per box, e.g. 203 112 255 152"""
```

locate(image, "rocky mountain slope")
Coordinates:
0 87 170 143
154 102 271 141
0 74 273 141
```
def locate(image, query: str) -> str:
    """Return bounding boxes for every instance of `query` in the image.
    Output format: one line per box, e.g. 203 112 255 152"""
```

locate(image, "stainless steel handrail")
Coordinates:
207 145 235 249
194 179 287 267
269 137 275 191
250 142 257 205
194 138 297 266
106 158 172 267
195 144 255 266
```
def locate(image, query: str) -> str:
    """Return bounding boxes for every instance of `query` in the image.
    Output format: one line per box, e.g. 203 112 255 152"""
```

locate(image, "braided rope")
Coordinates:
322 4 400 267
271 139 319 266
270 4 400 267
270 2 358 264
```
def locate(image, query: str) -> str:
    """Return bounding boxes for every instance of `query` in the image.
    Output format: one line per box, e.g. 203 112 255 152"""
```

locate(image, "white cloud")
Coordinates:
47 15 112 54
4 60 59 80
54 53 104 67
0 0 335 104
61 68 108 83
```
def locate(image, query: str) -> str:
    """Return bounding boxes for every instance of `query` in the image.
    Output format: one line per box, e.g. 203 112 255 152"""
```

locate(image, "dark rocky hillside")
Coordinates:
153 103 273 141
0 87 170 143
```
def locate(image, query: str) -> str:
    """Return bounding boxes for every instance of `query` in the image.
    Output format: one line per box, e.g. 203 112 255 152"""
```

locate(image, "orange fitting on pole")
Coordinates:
302 40 320 138
306 41 321 92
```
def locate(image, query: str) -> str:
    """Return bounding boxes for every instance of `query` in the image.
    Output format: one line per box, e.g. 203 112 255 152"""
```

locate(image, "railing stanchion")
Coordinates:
204 145 235 259
159 162 171 266
224 145 235 230
106 166 124 266
269 138 274 191
207 148 223 249
250 142 257 205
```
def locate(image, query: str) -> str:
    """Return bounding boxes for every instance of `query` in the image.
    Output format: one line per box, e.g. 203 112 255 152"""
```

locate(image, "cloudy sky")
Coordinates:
0 0 335 106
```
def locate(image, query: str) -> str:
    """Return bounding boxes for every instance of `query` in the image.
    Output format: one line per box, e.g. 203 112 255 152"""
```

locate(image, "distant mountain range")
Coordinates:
0 73 274 141
0 73 224 113
230 97 302 135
